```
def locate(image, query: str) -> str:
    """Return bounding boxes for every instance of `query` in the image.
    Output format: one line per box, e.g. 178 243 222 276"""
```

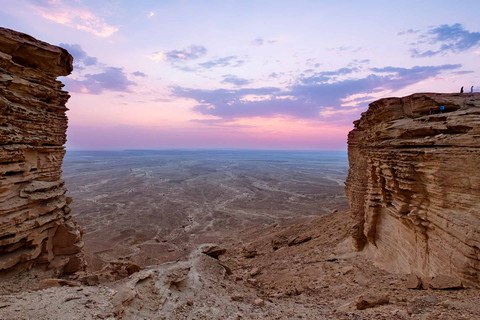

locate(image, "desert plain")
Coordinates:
63 150 349 270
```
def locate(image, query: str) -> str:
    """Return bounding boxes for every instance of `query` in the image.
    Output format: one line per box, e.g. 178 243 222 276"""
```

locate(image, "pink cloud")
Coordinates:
32 1 118 37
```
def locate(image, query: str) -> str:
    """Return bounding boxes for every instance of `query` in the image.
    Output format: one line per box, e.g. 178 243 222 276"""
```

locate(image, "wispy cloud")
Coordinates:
300 67 358 85
151 45 208 65
173 64 461 121
170 56 246 73
150 52 166 63
198 56 245 69
58 43 138 94
452 70 474 75
132 71 148 77
64 67 137 94
269 72 280 78
326 46 362 54
348 59 370 68
397 29 419 36
164 45 207 61
221 75 251 86
59 43 97 66
30 0 118 37
252 38 276 46
410 23 480 57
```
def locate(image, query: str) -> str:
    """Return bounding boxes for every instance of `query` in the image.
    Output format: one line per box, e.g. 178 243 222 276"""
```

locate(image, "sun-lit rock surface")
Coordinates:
0 27 84 274
346 92 480 286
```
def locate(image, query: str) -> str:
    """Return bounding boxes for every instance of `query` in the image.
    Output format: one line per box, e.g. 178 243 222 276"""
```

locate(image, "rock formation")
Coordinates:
346 93 480 286
0 27 84 274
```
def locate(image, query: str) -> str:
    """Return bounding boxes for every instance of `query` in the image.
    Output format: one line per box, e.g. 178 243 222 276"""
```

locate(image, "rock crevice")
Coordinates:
0 27 84 274
346 93 480 286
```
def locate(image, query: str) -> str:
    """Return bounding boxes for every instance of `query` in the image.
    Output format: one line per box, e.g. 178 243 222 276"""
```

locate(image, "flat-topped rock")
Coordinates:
346 92 480 287
0 28 84 276
0 27 73 76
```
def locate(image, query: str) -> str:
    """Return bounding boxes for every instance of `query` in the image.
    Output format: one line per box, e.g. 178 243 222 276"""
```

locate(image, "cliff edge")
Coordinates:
0 27 84 276
346 92 480 286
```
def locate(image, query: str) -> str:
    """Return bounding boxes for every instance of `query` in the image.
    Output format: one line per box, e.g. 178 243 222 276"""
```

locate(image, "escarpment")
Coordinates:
0 28 84 274
346 93 480 286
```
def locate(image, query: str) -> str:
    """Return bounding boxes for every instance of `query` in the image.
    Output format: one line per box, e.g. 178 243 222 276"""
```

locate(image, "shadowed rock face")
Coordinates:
0 27 84 274
346 92 480 286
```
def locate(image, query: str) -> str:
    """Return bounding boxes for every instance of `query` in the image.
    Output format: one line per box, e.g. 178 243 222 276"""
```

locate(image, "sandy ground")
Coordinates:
2 210 480 319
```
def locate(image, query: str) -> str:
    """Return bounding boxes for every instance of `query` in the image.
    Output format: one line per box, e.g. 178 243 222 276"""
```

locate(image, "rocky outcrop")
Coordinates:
346 93 480 286
0 28 84 274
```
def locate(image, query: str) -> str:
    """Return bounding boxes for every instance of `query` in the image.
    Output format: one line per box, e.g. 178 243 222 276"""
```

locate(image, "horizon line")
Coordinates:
65 148 349 152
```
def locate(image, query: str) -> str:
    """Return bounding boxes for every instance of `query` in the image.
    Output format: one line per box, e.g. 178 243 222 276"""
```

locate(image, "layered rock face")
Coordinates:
346 93 480 286
0 28 84 274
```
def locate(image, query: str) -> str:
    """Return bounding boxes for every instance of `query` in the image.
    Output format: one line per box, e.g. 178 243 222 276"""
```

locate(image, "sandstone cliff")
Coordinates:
346 93 480 286
0 28 84 274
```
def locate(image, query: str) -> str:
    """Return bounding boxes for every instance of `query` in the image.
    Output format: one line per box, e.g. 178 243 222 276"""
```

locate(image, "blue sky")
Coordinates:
1 0 480 149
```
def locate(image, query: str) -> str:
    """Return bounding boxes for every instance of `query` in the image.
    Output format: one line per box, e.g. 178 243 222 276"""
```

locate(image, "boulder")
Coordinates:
356 295 389 310
254 298 265 306
271 236 288 250
38 279 79 290
429 275 463 290
126 264 141 275
288 235 312 247
201 245 226 259
231 295 244 302
406 274 422 289
249 268 261 277
242 247 257 258
80 275 100 286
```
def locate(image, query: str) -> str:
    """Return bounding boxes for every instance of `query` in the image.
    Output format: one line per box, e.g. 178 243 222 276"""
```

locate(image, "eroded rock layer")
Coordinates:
0 27 84 274
346 93 480 286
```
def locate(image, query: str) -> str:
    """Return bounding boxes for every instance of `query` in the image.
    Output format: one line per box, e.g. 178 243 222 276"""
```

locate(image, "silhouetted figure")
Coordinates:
472 86 474 93
460 86 464 93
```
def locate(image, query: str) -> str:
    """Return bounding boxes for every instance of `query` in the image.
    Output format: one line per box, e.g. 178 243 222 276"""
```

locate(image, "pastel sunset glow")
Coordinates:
2 0 479 150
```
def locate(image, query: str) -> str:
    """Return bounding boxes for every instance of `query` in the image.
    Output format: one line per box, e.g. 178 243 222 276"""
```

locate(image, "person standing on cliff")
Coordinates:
460 86 464 93
471 86 474 93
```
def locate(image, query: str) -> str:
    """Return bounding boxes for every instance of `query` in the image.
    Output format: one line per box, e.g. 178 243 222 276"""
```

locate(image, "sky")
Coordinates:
1 0 480 150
